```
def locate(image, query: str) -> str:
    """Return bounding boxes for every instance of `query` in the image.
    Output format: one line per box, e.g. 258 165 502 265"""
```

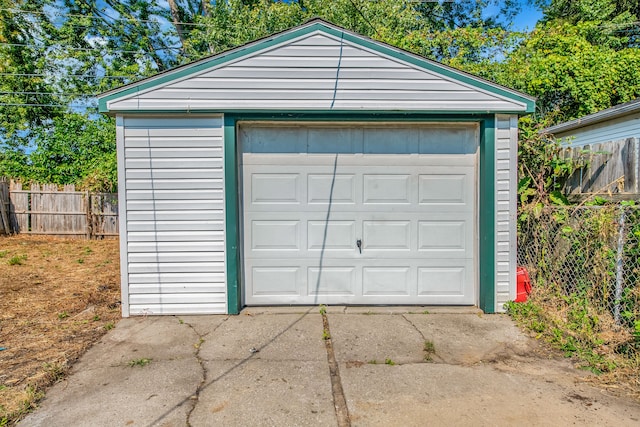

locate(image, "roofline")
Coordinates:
99 18 535 113
545 98 640 134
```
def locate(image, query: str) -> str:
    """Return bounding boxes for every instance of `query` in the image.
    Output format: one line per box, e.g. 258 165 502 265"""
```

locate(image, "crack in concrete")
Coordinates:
400 314 446 364
321 311 351 427
181 317 228 427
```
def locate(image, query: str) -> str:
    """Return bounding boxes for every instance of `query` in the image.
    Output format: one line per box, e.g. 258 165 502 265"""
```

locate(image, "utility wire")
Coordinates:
347 0 381 38
0 7 209 27
3 5 640 32
0 42 182 54
0 91 99 96
0 8 212 27
0 102 96 108
0 73 137 79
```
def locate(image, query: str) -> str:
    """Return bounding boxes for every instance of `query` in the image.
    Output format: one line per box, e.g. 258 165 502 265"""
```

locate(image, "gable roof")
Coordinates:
99 18 535 114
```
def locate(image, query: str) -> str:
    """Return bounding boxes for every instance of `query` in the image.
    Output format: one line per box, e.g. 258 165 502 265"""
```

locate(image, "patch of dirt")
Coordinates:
0 235 120 423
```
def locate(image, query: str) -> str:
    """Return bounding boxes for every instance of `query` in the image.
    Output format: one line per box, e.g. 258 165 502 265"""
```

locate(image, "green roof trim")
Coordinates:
99 19 535 114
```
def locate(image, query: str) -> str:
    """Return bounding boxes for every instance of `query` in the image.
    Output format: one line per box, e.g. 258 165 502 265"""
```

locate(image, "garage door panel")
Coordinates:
240 127 303 153
308 220 356 250
419 127 478 154
417 260 475 303
418 174 469 205
362 221 411 250
250 173 301 204
363 128 418 153
307 174 356 204
362 267 411 296
308 128 361 153
363 174 412 204
251 220 300 250
418 220 469 254
308 267 356 295
252 267 300 296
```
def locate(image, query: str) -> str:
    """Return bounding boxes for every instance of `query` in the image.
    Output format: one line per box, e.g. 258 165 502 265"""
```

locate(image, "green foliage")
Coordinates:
516 205 640 381
0 0 63 145
2 113 116 191
497 20 640 121
423 340 436 361
516 117 584 208
536 0 640 49
128 358 152 367
8 254 27 265
506 298 616 374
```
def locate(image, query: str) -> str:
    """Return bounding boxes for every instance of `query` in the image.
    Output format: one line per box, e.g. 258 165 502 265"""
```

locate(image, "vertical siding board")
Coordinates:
116 116 130 317
494 114 518 312
122 115 226 315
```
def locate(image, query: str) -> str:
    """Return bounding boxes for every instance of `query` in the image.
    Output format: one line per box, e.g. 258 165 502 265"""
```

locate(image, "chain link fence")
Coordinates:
517 205 640 369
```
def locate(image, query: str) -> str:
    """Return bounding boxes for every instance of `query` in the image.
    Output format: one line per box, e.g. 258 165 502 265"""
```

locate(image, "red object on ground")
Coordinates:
515 266 532 303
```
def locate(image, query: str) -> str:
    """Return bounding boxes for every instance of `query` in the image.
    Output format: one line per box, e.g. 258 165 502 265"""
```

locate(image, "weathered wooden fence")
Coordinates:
0 179 118 239
564 137 640 199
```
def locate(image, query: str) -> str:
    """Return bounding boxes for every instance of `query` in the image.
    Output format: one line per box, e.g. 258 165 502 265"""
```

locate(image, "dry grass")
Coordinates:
507 288 640 402
0 235 121 424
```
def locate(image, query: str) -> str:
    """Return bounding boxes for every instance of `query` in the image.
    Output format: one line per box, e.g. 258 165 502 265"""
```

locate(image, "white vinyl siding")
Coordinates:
106 32 527 113
495 115 518 312
118 116 226 316
555 111 640 147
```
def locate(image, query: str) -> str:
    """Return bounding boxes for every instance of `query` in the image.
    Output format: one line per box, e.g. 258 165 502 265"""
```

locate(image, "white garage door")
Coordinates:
240 123 477 305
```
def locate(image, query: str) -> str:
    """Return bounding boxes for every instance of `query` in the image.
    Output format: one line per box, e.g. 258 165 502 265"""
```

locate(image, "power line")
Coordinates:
0 91 98 97
0 102 97 108
0 7 209 28
0 73 137 79
0 42 182 54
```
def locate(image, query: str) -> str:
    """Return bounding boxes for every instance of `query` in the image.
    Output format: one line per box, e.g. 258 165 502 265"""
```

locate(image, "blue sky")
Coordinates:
512 2 544 31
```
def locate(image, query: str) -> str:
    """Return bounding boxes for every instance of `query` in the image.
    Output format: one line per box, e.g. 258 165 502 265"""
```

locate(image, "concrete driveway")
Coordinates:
20 307 640 426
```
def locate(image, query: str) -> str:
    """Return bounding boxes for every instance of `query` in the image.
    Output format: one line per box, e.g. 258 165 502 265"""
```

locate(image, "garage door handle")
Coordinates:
356 239 362 254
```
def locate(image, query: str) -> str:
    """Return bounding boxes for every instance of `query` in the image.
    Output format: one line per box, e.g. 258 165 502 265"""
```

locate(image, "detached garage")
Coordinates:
98 19 534 316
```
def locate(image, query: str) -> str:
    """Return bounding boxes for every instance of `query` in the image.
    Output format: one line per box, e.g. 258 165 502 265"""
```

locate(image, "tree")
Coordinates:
498 19 640 122
1 113 116 191
535 0 640 48
0 1 62 147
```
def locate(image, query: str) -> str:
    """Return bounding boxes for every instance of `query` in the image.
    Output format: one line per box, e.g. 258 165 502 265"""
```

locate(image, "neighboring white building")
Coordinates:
545 99 640 194
98 19 534 316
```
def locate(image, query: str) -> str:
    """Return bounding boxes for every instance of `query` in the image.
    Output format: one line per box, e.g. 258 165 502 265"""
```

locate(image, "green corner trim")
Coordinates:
222 112 496 314
224 115 241 314
98 20 534 114
479 119 496 313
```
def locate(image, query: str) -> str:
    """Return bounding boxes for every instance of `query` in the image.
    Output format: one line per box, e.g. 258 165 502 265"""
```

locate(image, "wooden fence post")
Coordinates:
0 178 11 235
85 190 92 240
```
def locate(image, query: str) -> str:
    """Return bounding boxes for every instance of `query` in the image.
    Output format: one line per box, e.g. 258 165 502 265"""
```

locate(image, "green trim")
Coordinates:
103 110 526 117
99 20 534 113
223 112 496 313
224 115 241 314
478 119 496 313
187 111 495 122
